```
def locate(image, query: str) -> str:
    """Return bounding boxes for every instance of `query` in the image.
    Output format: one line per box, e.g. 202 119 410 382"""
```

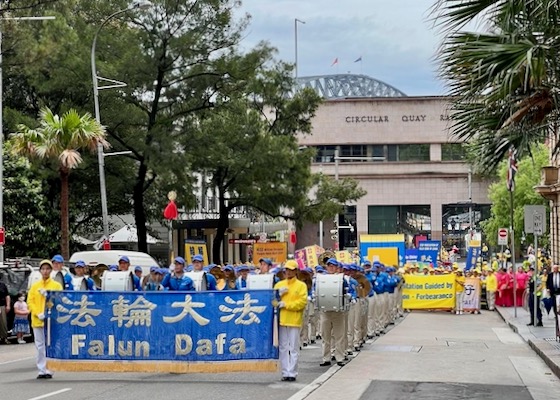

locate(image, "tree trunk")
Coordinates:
60 168 70 259
212 192 229 264
134 162 148 253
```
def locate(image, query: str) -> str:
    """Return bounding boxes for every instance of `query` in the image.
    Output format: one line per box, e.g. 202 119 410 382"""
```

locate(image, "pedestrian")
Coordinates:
13 292 30 344
274 260 308 382
485 269 497 311
527 267 543 327
28 260 62 379
0 279 10 344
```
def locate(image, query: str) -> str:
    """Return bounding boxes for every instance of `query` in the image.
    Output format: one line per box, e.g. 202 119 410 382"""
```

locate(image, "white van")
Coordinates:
69 250 159 276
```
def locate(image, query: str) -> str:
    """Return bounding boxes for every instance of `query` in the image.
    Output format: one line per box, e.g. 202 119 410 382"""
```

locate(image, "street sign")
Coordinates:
524 205 546 234
497 228 508 246
533 213 544 236
0 227 5 245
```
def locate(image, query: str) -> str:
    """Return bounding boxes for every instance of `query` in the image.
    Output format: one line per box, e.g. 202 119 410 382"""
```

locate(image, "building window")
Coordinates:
442 143 466 161
387 145 398 161
340 145 367 162
314 145 336 163
372 145 385 161
398 144 430 161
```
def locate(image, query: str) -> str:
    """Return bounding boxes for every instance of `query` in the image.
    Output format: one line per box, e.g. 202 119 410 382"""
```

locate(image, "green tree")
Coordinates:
3 141 59 257
432 0 560 171
11 108 107 258
482 144 548 249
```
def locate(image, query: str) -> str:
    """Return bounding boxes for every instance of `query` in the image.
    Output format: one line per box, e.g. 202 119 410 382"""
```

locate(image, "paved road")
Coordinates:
2 310 559 400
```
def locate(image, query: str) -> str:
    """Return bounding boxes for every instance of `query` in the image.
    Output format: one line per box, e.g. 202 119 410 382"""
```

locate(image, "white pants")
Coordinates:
456 292 465 312
33 327 51 375
279 326 300 378
486 290 496 310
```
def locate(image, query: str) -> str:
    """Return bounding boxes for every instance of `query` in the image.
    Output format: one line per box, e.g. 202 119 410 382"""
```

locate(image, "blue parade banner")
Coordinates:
417 241 441 266
465 244 481 271
405 249 419 263
46 290 277 362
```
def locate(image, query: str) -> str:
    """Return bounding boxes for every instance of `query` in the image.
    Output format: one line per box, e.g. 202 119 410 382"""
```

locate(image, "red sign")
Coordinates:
498 229 507 238
102 239 111 250
0 227 4 245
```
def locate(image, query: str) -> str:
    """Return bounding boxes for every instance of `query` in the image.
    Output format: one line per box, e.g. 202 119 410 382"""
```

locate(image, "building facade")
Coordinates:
297 96 492 254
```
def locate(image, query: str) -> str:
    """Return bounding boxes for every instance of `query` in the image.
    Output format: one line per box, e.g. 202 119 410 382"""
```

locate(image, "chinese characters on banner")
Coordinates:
462 277 481 311
46 291 277 361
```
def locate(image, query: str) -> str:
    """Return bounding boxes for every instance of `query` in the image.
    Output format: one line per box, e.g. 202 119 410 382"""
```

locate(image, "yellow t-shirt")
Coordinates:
455 275 466 293
485 274 498 291
27 278 62 328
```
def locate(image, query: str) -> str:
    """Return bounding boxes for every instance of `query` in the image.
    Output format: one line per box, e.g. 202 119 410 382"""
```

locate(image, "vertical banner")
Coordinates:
418 240 441 266
465 241 481 271
184 241 209 265
305 246 319 267
462 277 481 311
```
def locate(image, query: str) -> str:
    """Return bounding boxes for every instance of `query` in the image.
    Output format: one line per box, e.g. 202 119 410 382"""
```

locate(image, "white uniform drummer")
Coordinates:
319 258 347 367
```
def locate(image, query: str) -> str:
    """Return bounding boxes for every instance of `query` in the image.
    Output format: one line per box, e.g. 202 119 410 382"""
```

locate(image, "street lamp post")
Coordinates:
0 15 55 264
91 1 152 244
294 18 305 79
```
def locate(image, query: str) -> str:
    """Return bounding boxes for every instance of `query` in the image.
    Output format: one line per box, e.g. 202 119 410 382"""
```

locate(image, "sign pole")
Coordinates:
510 191 517 318
534 230 538 326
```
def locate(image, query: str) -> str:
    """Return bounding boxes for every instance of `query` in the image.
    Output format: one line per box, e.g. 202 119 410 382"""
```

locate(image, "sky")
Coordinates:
237 0 446 96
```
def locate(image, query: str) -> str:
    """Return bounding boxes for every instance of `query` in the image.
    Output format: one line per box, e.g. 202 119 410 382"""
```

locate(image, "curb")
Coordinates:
496 308 560 380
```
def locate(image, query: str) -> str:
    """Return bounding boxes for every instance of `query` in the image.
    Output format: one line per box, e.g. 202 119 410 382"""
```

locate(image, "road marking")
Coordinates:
27 388 72 400
0 356 34 365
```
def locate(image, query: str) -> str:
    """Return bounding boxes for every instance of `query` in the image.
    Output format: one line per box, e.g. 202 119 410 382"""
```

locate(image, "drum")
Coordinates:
102 271 134 291
316 274 347 312
185 272 208 291
27 270 64 290
247 274 274 290
72 276 88 291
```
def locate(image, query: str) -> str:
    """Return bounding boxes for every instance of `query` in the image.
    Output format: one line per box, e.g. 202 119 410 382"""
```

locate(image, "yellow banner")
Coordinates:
402 274 455 309
336 250 352 264
253 242 288 264
184 241 209 265
305 246 319 267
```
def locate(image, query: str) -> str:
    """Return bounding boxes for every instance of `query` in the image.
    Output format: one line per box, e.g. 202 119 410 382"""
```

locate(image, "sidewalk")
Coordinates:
293 310 560 400
495 305 560 378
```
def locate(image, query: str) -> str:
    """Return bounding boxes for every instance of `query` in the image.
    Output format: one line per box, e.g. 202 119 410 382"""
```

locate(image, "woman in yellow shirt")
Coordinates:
455 270 466 315
485 270 498 311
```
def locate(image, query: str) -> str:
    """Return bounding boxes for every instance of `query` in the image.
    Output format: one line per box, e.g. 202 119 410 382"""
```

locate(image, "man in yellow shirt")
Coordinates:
28 260 62 379
485 269 498 311
273 260 308 382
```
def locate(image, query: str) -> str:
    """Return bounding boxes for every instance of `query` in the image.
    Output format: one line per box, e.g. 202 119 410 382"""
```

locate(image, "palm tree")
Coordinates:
11 107 108 259
432 0 560 170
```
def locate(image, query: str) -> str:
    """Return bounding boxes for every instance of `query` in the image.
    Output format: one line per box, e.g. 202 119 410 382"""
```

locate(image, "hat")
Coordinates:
118 255 130 263
284 260 298 270
51 254 64 263
174 256 186 265
40 259 53 269
237 265 249 272
150 266 159 273
224 265 234 272
259 258 273 266
155 268 165 275
192 255 204 262
75 260 86 268
109 265 118 271
326 258 339 267
134 266 142 272
363 260 372 266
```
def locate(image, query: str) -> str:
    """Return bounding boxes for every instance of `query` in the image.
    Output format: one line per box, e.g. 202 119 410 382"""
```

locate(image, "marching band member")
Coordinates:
144 266 165 291
274 260 308 382
319 258 347 367
192 254 217 290
162 257 194 291
51 254 73 290
223 265 239 290
73 261 96 290
132 266 143 291
344 264 359 354
376 263 390 330
364 260 378 338
236 265 250 289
